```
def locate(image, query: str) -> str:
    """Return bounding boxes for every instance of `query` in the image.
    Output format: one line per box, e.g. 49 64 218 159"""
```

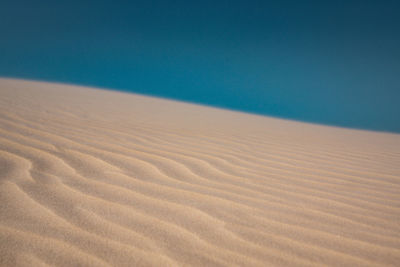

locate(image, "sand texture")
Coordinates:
0 78 399 266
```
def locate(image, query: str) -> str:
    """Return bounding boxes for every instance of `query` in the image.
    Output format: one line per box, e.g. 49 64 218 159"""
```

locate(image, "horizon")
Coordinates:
1 0 399 133
2 76 400 135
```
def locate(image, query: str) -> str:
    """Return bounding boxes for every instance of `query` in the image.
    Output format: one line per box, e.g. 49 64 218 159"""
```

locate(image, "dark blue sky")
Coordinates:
1 0 399 132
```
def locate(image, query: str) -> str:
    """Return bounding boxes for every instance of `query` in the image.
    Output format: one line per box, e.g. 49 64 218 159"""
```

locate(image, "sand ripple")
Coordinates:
1 78 400 266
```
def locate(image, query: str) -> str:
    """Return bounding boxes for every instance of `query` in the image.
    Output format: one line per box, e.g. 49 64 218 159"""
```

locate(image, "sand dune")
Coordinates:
0 78 399 266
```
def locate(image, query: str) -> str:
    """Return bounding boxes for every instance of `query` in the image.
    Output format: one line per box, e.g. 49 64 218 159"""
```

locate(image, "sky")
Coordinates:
1 0 399 132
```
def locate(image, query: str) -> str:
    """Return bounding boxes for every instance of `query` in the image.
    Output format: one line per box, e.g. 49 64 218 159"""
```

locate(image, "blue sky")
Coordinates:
1 0 399 132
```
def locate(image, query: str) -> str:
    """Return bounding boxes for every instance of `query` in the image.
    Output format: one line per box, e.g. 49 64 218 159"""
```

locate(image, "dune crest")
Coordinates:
0 78 399 266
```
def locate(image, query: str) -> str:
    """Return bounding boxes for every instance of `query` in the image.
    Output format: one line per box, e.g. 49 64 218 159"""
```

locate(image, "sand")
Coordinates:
0 78 399 267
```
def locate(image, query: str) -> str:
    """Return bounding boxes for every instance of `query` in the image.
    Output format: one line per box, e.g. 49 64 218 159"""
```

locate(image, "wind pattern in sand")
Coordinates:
0 79 400 266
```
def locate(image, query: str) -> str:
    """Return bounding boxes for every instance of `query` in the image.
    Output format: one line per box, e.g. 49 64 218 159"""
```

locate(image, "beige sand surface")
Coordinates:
0 78 399 266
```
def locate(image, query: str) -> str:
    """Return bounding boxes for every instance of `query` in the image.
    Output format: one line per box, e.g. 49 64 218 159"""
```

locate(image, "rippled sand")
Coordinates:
0 78 399 266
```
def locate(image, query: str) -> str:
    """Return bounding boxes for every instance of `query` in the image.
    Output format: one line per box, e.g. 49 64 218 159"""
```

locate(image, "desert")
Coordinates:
0 78 400 266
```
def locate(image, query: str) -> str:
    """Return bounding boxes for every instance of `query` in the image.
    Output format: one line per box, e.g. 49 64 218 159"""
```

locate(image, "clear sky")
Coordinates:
1 0 399 132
